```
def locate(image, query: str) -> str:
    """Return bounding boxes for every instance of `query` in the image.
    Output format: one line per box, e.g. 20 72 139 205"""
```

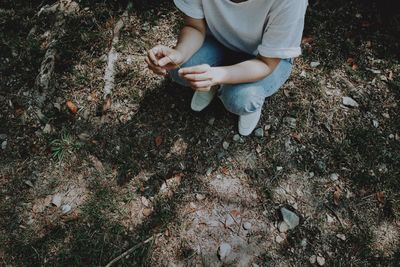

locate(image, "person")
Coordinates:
145 0 308 136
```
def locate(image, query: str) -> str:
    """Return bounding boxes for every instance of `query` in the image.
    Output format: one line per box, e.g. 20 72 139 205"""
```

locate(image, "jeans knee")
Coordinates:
219 86 264 115
169 68 188 86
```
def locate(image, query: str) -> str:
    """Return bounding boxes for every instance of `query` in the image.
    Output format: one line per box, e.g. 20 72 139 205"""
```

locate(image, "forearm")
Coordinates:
175 26 205 63
215 58 280 84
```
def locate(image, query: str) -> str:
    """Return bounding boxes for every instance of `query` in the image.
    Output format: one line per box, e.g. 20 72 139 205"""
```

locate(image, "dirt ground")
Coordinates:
1 0 399 266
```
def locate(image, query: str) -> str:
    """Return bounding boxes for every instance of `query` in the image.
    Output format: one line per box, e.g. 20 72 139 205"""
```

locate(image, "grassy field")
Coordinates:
1 0 399 266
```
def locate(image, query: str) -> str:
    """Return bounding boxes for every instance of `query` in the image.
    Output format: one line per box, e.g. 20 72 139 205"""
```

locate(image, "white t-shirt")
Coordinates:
173 0 308 59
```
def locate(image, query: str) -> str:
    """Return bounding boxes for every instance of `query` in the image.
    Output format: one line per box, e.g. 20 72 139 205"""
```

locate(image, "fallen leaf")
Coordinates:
155 135 163 147
291 132 302 143
66 101 78 114
142 208 152 217
230 209 240 218
220 166 229 175
376 191 385 204
102 95 112 114
302 35 314 45
333 187 342 206
352 64 359 71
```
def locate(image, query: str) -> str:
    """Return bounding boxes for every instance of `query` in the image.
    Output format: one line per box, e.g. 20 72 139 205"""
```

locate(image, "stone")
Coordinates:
225 215 235 227
51 194 62 207
281 207 300 229
1 141 7 150
196 193 206 201
389 134 395 139
275 234 285 244
310 61 320 68
243 222 252 230
233 134 240 142
372 120 379 128
222 141 230 150
300 70 307 78
43 124 52 134
218 243 232 261
206 167 213 176
317 256 326 266
336 234 346 241
330 173 339 181
342 96 359 108
141 196 150 207
254 128 264 137
327 214 335 223
278 221 289 233
0 134 7 140
208 117 215 126
309 255 317 264
300 238 307 248
284 117 297 128
142 208 152 217
61 204 71 214
276 166 283 171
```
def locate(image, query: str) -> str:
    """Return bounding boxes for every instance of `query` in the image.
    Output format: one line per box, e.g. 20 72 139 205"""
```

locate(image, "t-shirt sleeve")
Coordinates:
257 2 307 59
173 0 204 19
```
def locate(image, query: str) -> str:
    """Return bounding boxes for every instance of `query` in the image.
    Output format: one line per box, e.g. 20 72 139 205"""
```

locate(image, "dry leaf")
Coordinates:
221 167 229 175
230 209 240 218
155 135 163 147
376 191 385 204
291 132 301 143
66 100 78 114
102 95 112 114
302 35 314 45
333 187 342 206
142 208 152 217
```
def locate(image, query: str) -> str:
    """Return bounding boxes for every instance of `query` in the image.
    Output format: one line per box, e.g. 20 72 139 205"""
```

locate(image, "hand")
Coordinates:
145 45 184 76
179 64 224 92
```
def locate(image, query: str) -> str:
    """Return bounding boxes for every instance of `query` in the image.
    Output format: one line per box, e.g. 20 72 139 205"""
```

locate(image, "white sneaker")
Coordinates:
190 86 218 112
238 109 262 136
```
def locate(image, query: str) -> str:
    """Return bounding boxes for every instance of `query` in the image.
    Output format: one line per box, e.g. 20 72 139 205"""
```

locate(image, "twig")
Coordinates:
105 233 162 267
324 203 344 227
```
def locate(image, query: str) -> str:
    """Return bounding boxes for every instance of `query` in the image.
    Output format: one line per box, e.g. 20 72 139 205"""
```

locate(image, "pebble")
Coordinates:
243 222 252 230
300 70 307 78
342 96 359 108
389 134 394 139
330 173 339 181
61 204 71 214
196 193 206 201
51 194 62 207
222 141 230 150
309 255 317 264
275 234 285 244
254 128 264 137
1 141 7 150
372 120 379 128
301 238 307 248
276 166 283 171
281 207 300 229
310 61 321 68
278 221 289 233
142 208 152 217
382 113 390 119
141 196 150 207
43 123 52 134
218 243 232 261
327 214 335 223
336 234 346 241
284 117 297 128
208 117 215 126
0 134 7 140
225 215 235 227
206 167 213 176
317 256 326 266
24 180 34 188
233 134 240 142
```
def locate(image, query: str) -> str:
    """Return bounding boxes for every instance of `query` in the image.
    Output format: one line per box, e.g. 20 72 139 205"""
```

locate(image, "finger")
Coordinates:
146 58 167 75
158 55 173 67
190 80 212 89
182 72 211 81
179 64 210 75
147 49 159 65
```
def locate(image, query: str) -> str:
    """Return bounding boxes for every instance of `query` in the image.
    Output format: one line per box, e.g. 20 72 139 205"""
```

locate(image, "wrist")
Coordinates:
212 66 228 85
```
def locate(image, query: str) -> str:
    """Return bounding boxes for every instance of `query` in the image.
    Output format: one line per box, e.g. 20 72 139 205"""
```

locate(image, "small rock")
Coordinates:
1 141 7 150
218 243 232 261
142 208 152 217
53 102 61 111
330 173 339 181
317 256 326 266
327 214 335 223
78 132 90 141
336 233 346 241
51 194 62 207
284 117 297 128
24 180 34 188
222 141 230 150
225 215 235 227
382 113 390 119
275 234 285 244
196 193 206 201
208 117 215 126
206 167 213 176
300 238 307 248
233 134 240 142
276 166 283 171
243 222 252 230
61 204 71 214
254 128 264 137
300 70 307 78
43 123 52 134
281 207 300 229
310 61 320 68
309 255 317 264
141 196 150 207
278 221 289 233
342 96 359 108
0 134 7 140
372 120 379 128
389 134 394 139
189 202 197 209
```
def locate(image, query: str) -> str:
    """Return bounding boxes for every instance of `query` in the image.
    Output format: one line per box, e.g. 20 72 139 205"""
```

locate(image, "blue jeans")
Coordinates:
169 35 293 115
